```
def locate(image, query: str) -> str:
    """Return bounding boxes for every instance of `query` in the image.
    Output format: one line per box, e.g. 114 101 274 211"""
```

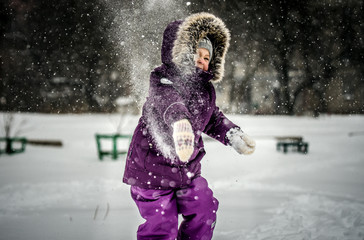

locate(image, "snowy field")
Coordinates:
0 113 364 240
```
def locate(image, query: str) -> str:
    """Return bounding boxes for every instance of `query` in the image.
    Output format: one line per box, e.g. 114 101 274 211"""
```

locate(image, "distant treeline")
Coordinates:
1 0 363 114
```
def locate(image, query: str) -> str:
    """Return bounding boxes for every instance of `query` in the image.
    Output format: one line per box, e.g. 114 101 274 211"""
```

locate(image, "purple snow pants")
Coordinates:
131 177 219 240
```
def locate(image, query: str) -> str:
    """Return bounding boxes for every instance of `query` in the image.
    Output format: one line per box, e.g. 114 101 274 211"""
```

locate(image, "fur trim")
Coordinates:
172 12 230 82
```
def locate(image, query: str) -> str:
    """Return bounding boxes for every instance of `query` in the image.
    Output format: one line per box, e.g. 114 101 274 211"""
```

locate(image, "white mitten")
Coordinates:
226 128 256 155
172 119 195 162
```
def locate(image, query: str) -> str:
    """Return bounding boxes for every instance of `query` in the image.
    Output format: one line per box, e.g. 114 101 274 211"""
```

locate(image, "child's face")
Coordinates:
195 48 210 71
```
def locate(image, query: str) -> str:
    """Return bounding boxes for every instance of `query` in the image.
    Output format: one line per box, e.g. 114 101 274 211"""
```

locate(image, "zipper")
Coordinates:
172 163 184 188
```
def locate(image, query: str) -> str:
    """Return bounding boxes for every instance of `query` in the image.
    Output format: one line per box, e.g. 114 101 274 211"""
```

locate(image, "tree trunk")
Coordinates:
84 53 100 112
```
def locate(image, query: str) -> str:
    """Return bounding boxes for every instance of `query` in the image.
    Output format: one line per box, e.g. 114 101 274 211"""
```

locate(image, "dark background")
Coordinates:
1 0 363 115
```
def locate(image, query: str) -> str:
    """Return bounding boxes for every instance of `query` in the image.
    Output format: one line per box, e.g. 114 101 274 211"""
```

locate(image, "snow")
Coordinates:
0 113 364 240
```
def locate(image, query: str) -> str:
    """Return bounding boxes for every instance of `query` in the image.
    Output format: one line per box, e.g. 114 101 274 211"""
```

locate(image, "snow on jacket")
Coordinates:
123 13 239 190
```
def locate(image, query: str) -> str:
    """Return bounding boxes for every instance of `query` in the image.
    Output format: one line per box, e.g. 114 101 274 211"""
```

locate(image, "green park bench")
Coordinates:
0 137 62 155
0 137 27 155
95 134 132 160
276 136 309 154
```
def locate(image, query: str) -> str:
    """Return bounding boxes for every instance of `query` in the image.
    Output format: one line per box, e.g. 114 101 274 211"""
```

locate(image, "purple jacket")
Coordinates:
123 13 238 190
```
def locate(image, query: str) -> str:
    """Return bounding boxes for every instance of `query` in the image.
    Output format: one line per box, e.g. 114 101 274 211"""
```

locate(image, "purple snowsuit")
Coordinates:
123 13 238 239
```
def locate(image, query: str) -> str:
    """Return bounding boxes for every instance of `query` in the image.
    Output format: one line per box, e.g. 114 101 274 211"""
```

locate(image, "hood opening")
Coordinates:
160 13 230 83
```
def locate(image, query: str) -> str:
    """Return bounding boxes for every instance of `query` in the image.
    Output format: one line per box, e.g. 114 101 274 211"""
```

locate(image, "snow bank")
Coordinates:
244 194 364 240
0 113 363 239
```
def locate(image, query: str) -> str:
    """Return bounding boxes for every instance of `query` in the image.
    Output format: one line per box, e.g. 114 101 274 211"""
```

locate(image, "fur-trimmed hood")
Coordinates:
161 12 230 82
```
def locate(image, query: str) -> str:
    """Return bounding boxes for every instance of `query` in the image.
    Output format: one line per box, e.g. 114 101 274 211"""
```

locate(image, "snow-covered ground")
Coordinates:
0 113 363 240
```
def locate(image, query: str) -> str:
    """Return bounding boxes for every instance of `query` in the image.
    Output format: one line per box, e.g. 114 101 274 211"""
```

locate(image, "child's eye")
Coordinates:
204 58 209 61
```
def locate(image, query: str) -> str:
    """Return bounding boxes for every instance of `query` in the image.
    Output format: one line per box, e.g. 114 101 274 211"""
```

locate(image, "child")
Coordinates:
123 12 256 240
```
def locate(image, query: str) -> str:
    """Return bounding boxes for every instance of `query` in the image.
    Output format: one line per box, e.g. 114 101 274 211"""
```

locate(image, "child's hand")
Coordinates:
173 119 195 162
227 128 256 155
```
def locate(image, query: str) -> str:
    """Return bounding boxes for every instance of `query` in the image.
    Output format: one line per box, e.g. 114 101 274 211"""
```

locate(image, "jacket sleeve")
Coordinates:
163 100 190 127
148 79 191 127
203 106 239 145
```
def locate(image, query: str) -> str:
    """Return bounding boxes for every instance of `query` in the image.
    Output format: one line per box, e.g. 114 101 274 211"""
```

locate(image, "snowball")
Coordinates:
169 181 176 187
127 178 136 185
223 119 230 126
161 179 169 187
206 219 213 226
186 172 194 178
